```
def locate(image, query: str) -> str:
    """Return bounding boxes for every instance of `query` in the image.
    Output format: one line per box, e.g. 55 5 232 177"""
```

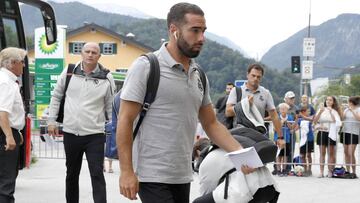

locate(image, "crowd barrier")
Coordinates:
269 120 360 176
29 117 359 176
29 118 66 159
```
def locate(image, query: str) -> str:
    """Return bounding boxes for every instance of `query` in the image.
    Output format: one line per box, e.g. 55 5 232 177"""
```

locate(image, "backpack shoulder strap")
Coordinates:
196 67 207 93
235 86 242 102
218 168 237 200
64 64 75 95
112 90 122 120
133 53 160 140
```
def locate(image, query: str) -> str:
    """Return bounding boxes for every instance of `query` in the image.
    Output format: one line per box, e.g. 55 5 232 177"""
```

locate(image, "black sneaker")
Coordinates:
272 169 278 175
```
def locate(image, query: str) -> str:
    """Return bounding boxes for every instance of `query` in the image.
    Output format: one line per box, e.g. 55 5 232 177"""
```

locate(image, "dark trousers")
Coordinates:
286 134 296 171
0 128 21 203
139 182 190 203
63 132 106 203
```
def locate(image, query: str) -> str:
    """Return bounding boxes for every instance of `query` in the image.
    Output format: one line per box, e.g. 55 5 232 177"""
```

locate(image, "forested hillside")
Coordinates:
21 1 299 103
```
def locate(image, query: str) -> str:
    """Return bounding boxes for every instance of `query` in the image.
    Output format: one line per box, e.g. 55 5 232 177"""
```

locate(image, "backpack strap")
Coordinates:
64 64 75 95
235 86 242 102
56 64 75 123
196 67 207 93
133 53 160 140
218 168 237 199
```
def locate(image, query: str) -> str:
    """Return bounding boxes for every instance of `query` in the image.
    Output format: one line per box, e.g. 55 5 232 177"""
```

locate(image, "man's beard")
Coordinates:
177 33 201 58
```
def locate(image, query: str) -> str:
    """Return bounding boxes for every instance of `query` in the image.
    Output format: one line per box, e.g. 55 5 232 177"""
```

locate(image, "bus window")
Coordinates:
3 18 19 47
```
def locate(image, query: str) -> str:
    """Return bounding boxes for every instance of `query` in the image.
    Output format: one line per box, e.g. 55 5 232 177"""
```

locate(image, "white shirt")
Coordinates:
0 68 25 130
342 107 360 135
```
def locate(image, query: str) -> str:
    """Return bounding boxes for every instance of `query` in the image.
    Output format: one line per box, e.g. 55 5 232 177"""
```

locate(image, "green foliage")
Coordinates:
21 1 300 105
316 74 360 102
4 25 19 47
26 36 34 49
111 20 299 104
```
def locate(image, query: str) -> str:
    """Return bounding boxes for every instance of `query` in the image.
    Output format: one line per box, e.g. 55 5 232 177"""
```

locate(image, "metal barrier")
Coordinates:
30 117 66 159
270 120 360 176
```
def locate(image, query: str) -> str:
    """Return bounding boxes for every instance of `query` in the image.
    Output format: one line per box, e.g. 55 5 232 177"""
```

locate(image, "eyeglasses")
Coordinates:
13 60 25 64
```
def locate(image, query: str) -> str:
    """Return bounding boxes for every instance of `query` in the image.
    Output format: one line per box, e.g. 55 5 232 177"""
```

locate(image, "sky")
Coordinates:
56 0 360 59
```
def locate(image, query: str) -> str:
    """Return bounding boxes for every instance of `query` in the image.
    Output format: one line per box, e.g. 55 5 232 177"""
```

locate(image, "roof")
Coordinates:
28 23 155 52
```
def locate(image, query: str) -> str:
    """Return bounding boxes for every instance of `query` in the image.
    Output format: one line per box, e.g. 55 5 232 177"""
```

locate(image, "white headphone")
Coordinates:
173 31 178 40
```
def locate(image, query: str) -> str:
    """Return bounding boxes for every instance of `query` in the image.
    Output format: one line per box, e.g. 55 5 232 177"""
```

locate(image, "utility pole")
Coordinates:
302 0 314 97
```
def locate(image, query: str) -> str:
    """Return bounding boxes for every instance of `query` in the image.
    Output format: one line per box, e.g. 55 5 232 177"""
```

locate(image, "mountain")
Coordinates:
23 1 246 54
89 3 153 19
21 1 299 103
21 1 143 34
261 14 360 78
205 32 246 55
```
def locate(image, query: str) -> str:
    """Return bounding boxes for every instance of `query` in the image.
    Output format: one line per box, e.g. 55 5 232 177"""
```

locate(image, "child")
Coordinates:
274 103 295 176
297 107 314 177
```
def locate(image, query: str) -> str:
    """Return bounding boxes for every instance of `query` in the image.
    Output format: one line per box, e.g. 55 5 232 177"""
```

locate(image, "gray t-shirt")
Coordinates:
121 43 211 184
342 107 360 136
226 84 275 118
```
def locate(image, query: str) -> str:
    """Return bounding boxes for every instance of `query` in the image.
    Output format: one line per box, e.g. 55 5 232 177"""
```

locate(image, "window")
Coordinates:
3 18 19 47
116 68 128 74
102 43 113 54
69 42 85 54
100 43 117 55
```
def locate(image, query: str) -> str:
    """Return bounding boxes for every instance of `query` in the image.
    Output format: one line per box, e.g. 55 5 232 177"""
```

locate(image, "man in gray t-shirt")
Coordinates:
225 64 283 139
116 3 253 202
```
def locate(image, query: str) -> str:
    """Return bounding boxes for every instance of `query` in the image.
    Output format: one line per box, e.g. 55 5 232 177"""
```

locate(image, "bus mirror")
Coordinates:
41 9 57 45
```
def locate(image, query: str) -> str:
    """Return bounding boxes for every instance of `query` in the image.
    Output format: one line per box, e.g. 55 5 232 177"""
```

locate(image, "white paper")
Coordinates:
43 135 55 147
225 147 264 170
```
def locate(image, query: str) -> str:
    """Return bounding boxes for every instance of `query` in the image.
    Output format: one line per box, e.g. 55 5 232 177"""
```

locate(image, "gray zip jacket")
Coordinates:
48 62 115 136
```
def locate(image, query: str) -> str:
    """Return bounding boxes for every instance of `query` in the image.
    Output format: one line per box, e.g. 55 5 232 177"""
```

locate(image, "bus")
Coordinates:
0 0 57 168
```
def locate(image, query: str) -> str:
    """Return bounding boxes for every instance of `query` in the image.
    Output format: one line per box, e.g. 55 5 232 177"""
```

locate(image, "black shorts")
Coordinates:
316 131 336 146
340 133 359 145
279 143 291 157
300 141 314 154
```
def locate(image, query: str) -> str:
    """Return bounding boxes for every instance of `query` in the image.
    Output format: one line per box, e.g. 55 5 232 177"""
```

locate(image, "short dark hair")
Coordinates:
247 63 264 76
227 82 234 87
349 96 360 106
167 2 204 29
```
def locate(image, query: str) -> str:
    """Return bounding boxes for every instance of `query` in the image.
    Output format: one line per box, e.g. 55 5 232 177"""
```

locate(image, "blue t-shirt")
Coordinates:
274 114 294 143
297 118 314 141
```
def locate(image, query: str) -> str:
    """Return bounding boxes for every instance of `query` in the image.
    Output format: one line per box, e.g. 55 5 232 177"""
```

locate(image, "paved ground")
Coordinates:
15 158 360 203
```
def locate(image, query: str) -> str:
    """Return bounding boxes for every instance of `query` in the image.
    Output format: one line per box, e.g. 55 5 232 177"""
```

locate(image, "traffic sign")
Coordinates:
303 38 315 57
234 80 247 87
302 60 313 79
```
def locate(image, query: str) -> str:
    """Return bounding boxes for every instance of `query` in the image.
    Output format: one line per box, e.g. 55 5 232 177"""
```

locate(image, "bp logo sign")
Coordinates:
38 34 58 55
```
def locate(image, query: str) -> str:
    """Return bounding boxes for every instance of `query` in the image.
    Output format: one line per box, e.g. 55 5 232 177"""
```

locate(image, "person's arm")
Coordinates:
105 74 116 121
269 109 282 138
225 104 235 117
47 68 68 136
350 108 360 121
0 111 16 151
116 100 142 200
313 107 324 124
199 104 255 174
225 87 236 117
